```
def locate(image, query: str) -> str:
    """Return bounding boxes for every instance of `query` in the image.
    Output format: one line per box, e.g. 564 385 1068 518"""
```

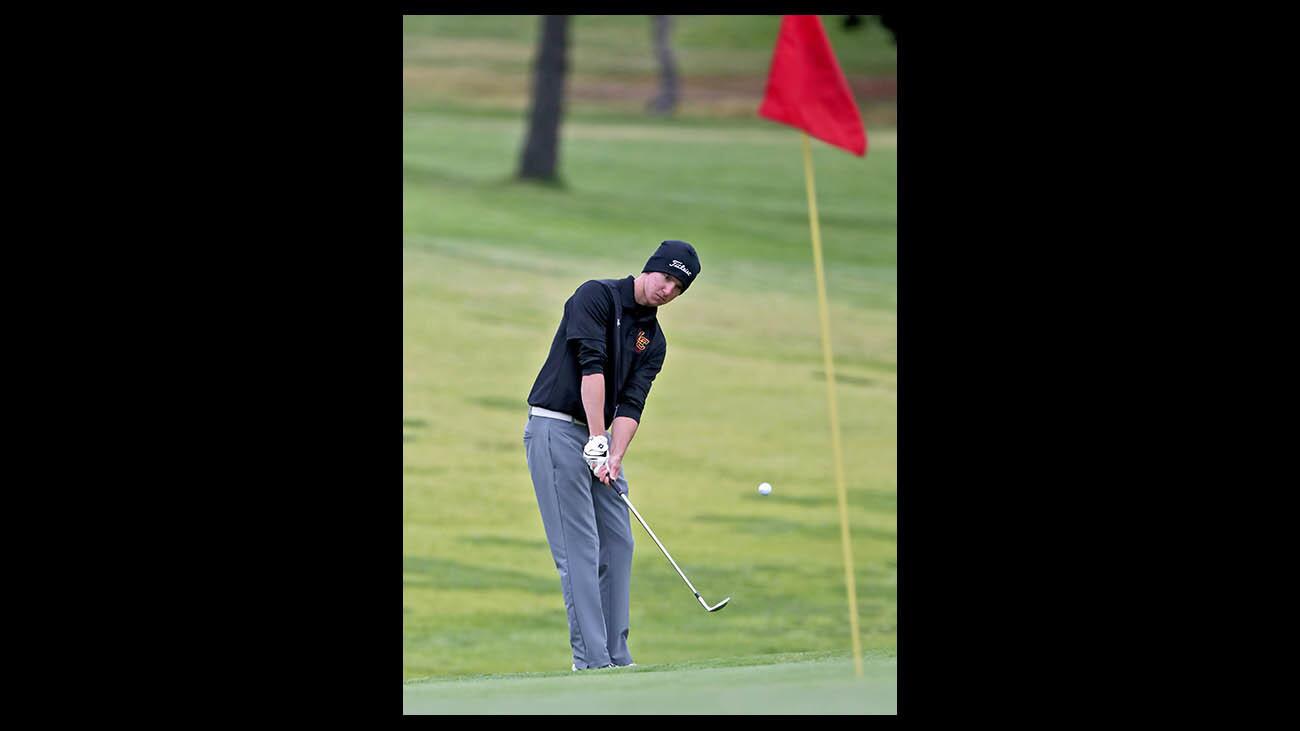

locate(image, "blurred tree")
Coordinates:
879 15 899 44
842 15 863 29
646 15 679 116
518 15 571 183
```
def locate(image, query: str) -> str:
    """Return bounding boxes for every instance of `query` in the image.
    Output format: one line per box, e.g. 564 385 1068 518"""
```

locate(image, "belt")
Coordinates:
529 405 587 426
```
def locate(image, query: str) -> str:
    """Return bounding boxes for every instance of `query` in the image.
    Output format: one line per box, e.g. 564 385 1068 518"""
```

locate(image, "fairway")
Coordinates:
403 653 896 715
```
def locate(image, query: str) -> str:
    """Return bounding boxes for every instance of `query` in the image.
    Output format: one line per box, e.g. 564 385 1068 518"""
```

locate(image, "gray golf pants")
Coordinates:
523 414 634 669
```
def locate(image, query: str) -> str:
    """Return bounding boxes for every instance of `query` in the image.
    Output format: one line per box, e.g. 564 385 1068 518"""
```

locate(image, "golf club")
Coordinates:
608 482 730 613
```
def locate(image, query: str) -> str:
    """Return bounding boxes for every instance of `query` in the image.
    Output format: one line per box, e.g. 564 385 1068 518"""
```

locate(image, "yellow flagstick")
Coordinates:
801 132 864 678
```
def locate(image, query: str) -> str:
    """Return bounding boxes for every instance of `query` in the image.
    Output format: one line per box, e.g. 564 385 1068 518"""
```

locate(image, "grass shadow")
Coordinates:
460 534 550 551
691 513 895 543
755 488 897 514
404 556 557 594
468 395 526 412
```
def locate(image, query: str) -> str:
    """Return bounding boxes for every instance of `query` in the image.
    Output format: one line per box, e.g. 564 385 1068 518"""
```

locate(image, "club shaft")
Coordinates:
619 493 703 599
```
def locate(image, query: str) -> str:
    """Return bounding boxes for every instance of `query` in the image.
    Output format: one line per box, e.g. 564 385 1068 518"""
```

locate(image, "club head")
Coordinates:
706 597 731 612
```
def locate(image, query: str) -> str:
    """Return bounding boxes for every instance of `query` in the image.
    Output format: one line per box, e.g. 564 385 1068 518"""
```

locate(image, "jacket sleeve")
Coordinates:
564 280 611 376
615 334 666 423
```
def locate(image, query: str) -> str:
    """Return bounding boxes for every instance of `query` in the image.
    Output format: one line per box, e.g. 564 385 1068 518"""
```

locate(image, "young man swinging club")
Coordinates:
522 239 701 671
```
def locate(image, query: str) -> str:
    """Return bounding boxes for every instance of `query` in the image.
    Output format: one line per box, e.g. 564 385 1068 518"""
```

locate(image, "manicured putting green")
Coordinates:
404 653 896 714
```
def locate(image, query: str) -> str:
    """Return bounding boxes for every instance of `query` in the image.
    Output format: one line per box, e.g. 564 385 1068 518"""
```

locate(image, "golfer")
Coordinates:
523 239 701 670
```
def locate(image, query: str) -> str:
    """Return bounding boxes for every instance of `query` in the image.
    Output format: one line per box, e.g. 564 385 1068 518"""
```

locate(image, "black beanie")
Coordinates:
642 240 701 292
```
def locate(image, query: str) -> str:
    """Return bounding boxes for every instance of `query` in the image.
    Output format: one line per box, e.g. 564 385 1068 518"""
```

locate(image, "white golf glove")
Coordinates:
583 435 609 475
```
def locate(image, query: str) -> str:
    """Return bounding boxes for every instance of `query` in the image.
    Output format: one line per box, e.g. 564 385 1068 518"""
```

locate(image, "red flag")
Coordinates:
759 15 867 156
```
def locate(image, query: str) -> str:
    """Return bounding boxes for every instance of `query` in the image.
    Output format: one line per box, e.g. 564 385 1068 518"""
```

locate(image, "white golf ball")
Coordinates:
758 482 772 495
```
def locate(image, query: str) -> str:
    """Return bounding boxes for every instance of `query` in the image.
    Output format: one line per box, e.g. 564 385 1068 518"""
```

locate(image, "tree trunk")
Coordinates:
518 15 570 182
647 15 679 116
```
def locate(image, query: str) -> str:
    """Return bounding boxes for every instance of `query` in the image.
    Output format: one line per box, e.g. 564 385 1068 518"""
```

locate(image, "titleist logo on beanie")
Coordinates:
642 240 701 292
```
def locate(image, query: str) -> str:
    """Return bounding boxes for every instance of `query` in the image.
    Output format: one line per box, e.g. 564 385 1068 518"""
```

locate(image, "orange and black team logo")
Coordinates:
635 330 650 352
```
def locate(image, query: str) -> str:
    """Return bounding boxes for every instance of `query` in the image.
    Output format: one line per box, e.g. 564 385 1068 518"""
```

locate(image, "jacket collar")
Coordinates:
618 275 654 314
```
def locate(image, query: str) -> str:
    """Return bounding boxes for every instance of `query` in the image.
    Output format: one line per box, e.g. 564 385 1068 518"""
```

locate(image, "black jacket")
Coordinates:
527 276 667 426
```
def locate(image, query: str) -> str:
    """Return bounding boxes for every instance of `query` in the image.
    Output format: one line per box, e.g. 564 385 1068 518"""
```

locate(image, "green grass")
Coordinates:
403 14 897 124
403 652 896 714
403 15 896 73
404 15 896 696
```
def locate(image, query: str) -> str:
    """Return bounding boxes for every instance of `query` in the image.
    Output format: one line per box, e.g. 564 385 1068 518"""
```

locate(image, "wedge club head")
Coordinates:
701 596 731 612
